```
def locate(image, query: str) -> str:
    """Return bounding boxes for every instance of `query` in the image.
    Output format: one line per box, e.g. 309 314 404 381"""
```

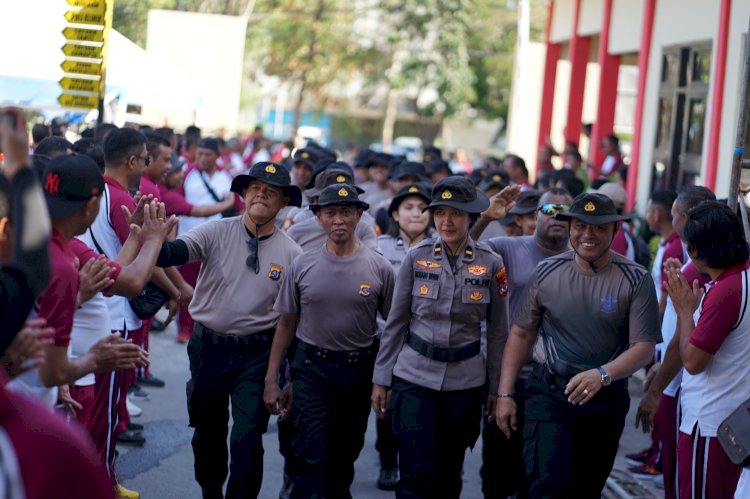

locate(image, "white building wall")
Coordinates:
551 0 575 43
609 0 644 55
578 0 603 37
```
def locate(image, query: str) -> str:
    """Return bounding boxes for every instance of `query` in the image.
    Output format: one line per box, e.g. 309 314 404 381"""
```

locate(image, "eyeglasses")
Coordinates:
246 236 259 273
132 154 151 167
538 203 570 216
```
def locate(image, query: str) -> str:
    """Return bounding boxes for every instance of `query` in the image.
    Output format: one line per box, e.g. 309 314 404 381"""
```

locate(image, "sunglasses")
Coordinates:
246 236 259 273
538 203 570 216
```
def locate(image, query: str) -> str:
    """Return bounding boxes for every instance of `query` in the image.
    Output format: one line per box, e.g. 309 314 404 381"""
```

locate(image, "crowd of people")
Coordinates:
1 105 749 499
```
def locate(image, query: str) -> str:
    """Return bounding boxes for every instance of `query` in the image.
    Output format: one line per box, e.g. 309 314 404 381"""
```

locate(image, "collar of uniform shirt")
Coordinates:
244 224 274 241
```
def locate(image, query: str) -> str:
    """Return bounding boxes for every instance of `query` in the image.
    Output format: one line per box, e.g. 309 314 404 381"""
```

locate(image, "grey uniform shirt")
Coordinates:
514 250 661 377
287 213 378 252
274 242 395 351
179 217 302 336
478 221 509 241
373 237 509 393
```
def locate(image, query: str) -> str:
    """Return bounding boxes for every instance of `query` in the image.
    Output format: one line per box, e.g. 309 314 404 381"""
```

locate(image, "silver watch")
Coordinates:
597 367 611 386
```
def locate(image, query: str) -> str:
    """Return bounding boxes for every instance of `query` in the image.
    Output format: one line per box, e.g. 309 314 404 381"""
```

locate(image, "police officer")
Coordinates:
373 183 434 490
372 176 509 499
154 162 303 499
264 183 395 499
495 193 661 498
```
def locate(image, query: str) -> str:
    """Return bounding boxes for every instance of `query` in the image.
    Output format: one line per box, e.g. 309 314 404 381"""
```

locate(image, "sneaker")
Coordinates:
376 467 398 491
629 463 662 480
114 483 140 499
138 374 165 388
117 430 146 446
149 318 167 332
126 397 142 417
127 422 144 432
128 384 150 400
176 331 191 344
625 448 652 467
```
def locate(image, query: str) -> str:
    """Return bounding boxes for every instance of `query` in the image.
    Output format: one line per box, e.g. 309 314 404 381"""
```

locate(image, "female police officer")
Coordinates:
372 176 509 498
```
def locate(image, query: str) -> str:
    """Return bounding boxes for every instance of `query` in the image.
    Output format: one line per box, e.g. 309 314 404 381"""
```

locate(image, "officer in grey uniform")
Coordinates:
155 161 303 499
372 176 509 499
495 193 660 498
264 183 395 499
287 166 378 251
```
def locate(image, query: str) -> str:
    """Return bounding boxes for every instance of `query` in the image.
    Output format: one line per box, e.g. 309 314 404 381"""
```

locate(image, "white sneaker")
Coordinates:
126 396 142 417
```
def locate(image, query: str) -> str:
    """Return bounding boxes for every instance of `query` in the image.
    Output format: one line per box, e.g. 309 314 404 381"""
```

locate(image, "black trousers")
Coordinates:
372 338 398 471
480 378 527 499
523 365 630 499
390 377 483 499
288 342 374 499
186 327 271 499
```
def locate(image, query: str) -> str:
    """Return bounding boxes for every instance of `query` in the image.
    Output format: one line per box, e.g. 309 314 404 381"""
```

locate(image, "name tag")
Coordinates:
415 270 440 281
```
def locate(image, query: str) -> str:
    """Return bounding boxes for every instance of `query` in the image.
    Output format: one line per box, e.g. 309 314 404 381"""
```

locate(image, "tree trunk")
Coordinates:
289 0 325 139
382 87 398 153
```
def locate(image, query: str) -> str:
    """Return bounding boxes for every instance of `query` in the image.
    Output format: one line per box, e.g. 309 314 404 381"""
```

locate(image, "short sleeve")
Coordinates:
37 253 78 348
162 190 194 217
70 239 123 293
628 273 661 344
512 271 542 331
274 258 301 316
178 221 217 261
108 192 135 245
689 279 743 355
660 239 685 290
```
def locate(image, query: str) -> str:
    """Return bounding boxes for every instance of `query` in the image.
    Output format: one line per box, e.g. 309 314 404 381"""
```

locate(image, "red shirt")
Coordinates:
158 183 194 217
139 176 162 201
37 229 78 347
690 262 750 354
104 176 136 245
0 374 113 499
69 238 123 295
660 232 685 291
610 226 629 257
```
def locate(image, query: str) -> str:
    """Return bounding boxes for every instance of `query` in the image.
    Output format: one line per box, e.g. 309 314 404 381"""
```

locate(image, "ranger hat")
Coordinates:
508 189 542 215
388 183 431 214
422 145 442 164
478 169 510 193
43 154 104 219
555 192 630 225
310 183 369 212
304 167 364 198
353 149 375 168
425 176 489 215
390 161 429 182
231 161 302 207
292 148 319 170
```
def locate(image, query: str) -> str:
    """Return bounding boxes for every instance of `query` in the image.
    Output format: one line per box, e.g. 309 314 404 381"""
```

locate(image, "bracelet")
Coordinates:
496 393 515 398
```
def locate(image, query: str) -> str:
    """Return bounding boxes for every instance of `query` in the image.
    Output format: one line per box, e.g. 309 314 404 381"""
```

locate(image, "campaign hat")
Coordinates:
304 167 364 198
42 154 104 219
390 161 429 182
508 189 542 215
292 148 319 170
388 183 431 214
425 176 489 215
478 169 510 192
309 183 369 212
231 161 302 207
555 192 630 225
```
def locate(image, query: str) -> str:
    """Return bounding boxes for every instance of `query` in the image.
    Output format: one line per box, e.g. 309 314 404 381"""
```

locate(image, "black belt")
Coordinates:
405 330 480 363
297 339 374 364
194 323 274 349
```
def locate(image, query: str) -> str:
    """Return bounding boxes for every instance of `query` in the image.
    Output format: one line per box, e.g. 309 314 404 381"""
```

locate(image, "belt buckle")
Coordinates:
423 342 435 359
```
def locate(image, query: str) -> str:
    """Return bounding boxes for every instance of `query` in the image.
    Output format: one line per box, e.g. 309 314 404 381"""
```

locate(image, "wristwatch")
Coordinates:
597 367 611 386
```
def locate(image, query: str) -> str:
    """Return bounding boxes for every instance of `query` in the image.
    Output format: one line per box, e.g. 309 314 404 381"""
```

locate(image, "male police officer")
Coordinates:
155 162 302 499
264 184 395 499
496 193 660 498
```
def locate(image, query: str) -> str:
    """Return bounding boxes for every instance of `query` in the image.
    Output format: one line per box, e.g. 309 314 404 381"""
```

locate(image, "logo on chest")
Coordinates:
268 263 283 281
469 291 484 301
416 259 441 270
359 281 373 297
419 284 430 296
467 265 488 277
600 295 617 314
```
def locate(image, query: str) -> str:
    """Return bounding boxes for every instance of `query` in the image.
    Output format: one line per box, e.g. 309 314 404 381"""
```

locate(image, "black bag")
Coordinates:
128 282 170 320
198 171 235 218
717 398 750 465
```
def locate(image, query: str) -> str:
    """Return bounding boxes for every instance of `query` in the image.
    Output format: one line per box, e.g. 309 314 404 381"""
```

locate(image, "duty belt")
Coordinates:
405 330 480 363
297 339 374 364
194 323 274 349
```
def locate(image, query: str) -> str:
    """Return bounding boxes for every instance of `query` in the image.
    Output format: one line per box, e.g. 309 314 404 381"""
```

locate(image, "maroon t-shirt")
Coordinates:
660 232 685 291
0 374 113 499
139 176 162 201
104 176 136 245
37 229 78 348
69 238 123 295
158 183 194 217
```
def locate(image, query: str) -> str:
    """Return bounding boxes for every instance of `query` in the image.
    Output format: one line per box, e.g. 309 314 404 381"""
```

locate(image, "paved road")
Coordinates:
119 318 661 498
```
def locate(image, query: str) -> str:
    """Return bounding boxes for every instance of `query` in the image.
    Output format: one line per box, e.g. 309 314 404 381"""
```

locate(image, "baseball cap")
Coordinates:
231 161 302 207
197 138 220 155
42 154 105 219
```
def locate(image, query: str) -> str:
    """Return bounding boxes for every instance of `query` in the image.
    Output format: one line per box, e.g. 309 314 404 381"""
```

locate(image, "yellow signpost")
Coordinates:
59 0 113 114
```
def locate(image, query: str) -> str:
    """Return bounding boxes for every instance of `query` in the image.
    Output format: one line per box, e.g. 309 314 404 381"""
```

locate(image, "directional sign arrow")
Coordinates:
62 26 104 43
66 0 106 9
64 8 105 26
60 59 102 76
58 93 99 109
59 77 99 94
61 43 103 59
